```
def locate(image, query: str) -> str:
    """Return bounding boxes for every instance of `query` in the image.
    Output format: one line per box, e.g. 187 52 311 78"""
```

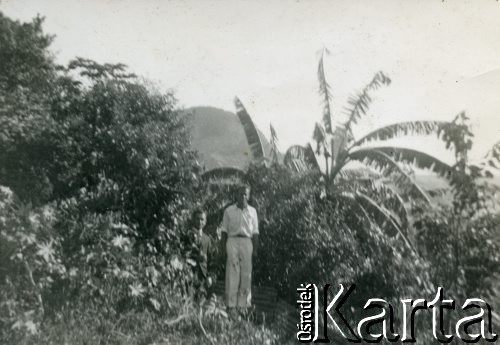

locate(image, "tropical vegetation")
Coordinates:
1 12 499 345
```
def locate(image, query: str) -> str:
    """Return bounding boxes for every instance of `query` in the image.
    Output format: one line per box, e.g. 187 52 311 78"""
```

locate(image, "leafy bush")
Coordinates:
0 186 64 340
244 162 498 342
245 163 432 303
0 11 206 343
414 197 500 300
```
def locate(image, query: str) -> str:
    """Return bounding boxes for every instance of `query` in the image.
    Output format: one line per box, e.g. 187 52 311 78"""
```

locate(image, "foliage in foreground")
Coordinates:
0 12 203 342
6 297 278 345
0 13 283 344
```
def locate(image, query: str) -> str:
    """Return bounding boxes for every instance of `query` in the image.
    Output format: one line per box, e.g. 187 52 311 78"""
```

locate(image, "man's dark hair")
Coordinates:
238 184 251 193
191 207 206 222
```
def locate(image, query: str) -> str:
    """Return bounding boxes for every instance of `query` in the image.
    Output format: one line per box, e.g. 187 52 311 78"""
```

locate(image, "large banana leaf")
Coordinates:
343 72 391 132
317 50 333 133
373 146 453 178
331 126 348 164
269 124 279 164
312 122 328 154
335 176 410 231
337 191 414 253
283 144 320 173
336 191 380 236
234 97 264 160
355 192 416 253
353 121 459 147
348 148 431 202
336 167 378 182
305 143 321 170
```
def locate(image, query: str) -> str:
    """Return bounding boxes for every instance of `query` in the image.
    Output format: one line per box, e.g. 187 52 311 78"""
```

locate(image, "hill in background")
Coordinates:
186 107 500 197
185 106 272 171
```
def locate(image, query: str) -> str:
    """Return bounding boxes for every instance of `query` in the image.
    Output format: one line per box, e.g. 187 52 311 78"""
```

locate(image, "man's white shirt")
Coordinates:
220 204 259 238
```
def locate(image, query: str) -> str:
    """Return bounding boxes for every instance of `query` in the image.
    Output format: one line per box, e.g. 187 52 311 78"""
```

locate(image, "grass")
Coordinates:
9 301 283 345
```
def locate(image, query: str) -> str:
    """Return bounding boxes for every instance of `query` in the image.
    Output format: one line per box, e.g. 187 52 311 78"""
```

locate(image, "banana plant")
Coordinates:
283 49 499 252
200 50 500 253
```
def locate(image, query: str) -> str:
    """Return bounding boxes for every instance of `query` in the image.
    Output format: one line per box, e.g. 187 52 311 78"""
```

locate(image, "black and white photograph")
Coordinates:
0 1 499 344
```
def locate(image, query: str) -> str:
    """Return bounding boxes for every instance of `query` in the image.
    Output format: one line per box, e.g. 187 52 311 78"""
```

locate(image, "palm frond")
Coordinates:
347 148 431 202
343 71 391 133
305 143 321 171
355 192 416 254
201 167 246 182
234 97 265 160
283 145 320 173
426 187 451 198
336 191 377 234
373 146 452 178
336 167 378 181
317 50 333 133
331 125 349 164
269 124 279 164
312 122 328 154
270 124 278 144
336 176 410 231
353 121 459 147
387 191 410 231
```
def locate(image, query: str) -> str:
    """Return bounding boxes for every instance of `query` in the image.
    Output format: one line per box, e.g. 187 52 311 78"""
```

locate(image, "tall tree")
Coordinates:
0 13 59 203
0 13 200 237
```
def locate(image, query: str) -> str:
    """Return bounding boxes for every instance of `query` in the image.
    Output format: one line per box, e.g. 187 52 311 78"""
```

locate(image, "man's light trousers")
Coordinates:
225 237 252 308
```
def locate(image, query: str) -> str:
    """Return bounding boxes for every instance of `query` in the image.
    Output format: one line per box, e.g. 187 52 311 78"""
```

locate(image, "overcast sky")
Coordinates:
2 0 500 164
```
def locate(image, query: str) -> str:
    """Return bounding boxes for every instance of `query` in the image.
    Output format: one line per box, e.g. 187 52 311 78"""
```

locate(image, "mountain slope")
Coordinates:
185 106 271 171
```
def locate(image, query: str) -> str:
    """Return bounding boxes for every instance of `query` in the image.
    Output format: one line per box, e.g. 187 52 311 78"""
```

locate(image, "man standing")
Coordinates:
220 184 259 316
187 208 214 300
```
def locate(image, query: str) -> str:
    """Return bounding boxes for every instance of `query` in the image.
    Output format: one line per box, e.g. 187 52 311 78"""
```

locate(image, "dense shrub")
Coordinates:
414 197 500 300
245 164 432 305
0 187 63 340
244 163 499 342
0 12 206 343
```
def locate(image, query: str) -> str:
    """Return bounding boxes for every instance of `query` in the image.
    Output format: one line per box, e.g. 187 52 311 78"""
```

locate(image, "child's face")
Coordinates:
193 212 207 231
